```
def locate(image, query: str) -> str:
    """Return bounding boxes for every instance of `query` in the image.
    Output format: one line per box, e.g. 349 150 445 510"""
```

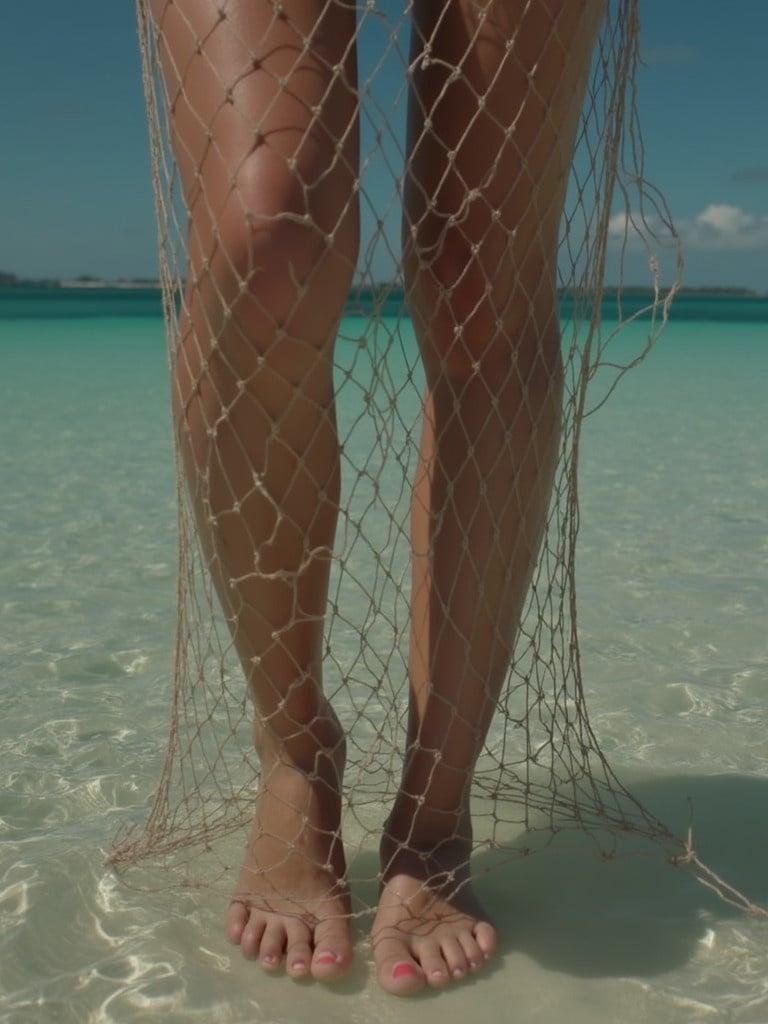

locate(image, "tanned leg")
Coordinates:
151 0 359 981
371 0 605 995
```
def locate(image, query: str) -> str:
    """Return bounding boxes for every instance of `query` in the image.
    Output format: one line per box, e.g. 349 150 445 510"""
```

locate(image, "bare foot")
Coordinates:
371 813 497 996
225 734 353 982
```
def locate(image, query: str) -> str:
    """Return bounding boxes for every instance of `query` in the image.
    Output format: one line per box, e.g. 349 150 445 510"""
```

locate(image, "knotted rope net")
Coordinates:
109 0 764 922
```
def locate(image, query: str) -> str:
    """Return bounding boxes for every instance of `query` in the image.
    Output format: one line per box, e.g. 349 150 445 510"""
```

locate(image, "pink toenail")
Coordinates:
315 952 337 965
262 955 275 964
452 968 465 978
292 960 306 970
431 969 445 979
392 962 419 980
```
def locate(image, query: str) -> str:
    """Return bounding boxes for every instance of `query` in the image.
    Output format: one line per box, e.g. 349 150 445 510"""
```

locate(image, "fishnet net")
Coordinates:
109 0 765 925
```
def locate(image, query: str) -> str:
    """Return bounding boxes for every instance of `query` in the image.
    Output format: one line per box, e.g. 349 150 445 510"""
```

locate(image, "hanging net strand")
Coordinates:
108 0 767 935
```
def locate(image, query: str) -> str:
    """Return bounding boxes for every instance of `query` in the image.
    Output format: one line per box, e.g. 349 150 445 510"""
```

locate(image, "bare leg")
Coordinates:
372 0 605 995
152 0 359 980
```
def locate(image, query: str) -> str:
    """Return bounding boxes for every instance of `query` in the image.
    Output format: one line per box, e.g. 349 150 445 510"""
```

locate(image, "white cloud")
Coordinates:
691 204 768 249
608 204 768 252
696 204 755 234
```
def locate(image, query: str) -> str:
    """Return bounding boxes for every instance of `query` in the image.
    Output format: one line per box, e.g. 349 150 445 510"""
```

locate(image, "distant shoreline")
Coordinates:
58 279 162 290
0 275 162 290
0 276 765 300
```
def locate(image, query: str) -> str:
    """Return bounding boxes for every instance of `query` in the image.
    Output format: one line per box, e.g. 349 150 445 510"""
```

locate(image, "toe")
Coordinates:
458 930 484 972
259 922 287 969
310 917 353 981
439 936 468 980
413 939 449 988
473 920 497 960
286 941 313 979
226 901 248 945
239 913 266 959
373 935 425 996
285 920 313 979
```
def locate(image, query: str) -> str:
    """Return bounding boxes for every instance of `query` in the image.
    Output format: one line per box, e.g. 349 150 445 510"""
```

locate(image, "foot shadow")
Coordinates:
464 772 768 978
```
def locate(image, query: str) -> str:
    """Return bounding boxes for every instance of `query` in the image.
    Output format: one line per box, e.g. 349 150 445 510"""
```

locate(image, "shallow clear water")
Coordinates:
1 303 767 1023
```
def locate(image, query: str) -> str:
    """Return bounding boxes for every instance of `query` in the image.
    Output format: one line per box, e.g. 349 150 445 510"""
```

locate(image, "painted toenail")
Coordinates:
315 952 337 965
392 962 419 979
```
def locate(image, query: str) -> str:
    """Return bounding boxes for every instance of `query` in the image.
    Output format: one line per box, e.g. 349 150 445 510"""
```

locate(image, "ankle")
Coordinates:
256 700 346 778
387 745 473 836
383 790 473 851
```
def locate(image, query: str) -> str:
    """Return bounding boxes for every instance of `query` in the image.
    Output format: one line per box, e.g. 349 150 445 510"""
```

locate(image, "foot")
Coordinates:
225 733 353 982
371 813 497 996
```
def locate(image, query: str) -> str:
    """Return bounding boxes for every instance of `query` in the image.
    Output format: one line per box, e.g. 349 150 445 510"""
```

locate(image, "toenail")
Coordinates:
262 955 276 964
392 962 419 979
431 969 445 979
315 952 337 965
452 968 465 978
292 960 306 970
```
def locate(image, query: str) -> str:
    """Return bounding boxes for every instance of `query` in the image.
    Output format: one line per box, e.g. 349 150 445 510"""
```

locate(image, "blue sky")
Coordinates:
0 1 765 289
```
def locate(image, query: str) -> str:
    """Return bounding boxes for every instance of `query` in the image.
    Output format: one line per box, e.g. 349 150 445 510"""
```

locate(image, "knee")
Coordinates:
197 153 359 331
408 229 562 387
419 227 485 308
406 229 484 377
408 229 514 381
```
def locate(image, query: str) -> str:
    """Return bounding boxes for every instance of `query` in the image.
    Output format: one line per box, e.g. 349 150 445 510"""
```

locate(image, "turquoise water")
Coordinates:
1 293 767 1022
2 284 767 322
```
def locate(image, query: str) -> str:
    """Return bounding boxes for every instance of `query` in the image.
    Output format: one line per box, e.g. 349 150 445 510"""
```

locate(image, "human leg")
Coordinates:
150 0 360 979
372 0 605 995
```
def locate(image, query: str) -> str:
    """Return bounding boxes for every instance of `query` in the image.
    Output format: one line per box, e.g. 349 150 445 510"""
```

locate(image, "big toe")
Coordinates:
474 920 498 960
374 936 426 996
